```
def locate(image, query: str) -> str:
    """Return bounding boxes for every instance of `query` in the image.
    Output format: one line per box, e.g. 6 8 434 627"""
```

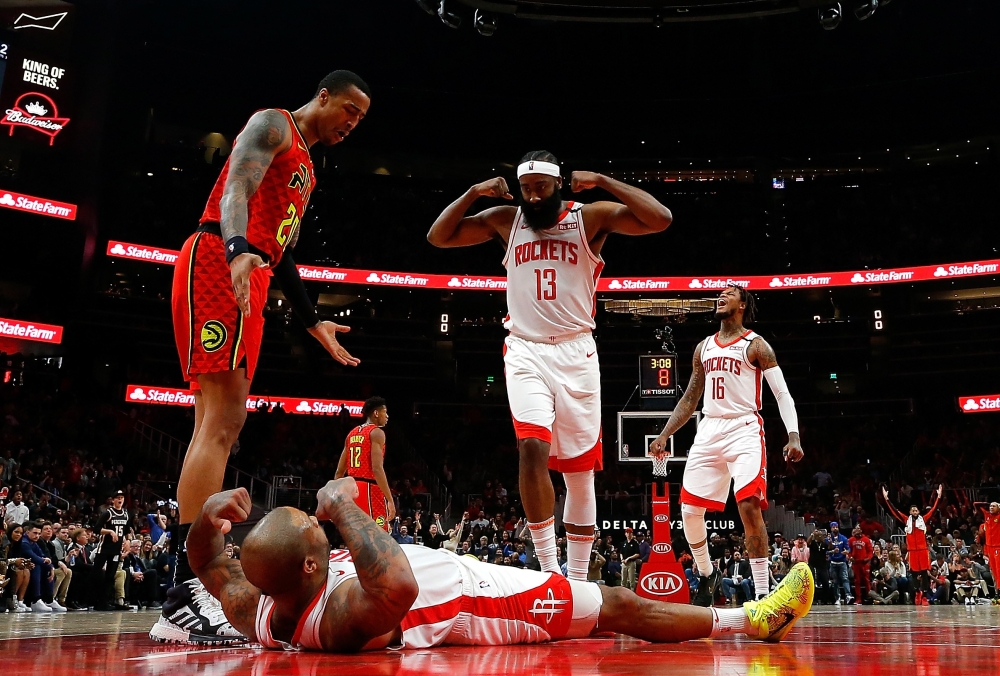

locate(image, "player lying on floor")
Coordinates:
187 480 814 651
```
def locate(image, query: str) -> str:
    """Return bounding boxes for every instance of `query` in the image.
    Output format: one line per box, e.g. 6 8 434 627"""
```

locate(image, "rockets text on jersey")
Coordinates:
199 109 315 266
502 203 604 342
700 330 761 418
344 423 381 482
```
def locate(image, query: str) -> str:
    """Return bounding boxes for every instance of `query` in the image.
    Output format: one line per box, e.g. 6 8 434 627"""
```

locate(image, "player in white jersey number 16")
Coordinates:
650 285 803 606
427 150 674 581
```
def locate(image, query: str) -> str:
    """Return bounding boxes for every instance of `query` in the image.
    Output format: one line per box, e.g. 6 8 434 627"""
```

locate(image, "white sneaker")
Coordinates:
31 600 53 613
15 601 30 613
834 598 841 606
148 579 247 646
47 600 67 613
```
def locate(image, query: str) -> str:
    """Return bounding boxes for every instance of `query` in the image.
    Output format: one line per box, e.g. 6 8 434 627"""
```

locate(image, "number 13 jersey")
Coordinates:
700 330 761 418
502 203 604 343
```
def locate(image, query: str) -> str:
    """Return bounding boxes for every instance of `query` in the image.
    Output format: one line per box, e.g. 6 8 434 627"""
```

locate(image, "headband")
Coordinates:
517 160 560 178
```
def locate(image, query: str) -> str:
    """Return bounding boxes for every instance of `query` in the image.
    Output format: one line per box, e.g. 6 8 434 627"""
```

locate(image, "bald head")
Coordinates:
242 507 329 597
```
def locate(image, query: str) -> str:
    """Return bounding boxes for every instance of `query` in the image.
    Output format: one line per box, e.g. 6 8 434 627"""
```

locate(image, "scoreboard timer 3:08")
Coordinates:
639 354 678 399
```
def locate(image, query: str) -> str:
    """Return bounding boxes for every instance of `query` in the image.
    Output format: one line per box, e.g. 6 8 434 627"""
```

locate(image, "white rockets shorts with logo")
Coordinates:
680 412 768 512
400 547 603 649
503 333 603 473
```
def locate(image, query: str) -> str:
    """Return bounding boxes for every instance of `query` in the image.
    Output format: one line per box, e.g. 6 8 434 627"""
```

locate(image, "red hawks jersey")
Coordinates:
344 423 382 482
502 203 604 342
200 109 315 265
981 509 1000 547
700 330 761 418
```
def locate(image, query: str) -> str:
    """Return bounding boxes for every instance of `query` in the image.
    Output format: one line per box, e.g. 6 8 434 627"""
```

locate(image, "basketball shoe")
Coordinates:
149 579 247 645
692 568 723 607
744 562 814 642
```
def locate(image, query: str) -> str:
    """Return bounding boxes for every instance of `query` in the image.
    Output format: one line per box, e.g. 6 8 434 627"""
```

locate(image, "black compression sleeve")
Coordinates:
273 250 320 329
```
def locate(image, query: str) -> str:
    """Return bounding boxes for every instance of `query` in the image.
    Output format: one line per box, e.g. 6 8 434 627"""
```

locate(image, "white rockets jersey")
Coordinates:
502 202 604 342
699 330 762 418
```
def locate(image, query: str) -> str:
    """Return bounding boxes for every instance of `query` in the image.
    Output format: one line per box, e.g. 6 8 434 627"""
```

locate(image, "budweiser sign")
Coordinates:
0 189 76 220
103 240 1000 293
1 92 69 145
959 395 1000 413
0 317 63 344
125 384 363 416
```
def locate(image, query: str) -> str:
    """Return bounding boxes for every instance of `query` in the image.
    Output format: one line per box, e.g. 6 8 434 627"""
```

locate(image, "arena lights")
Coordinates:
0 189 76 220
106 240 1000 293
818 3 842 30
413 0 439 15
959 395 1000 414
438 0 462 28
474 9 498 36
124 384 363 416
0 317 63 344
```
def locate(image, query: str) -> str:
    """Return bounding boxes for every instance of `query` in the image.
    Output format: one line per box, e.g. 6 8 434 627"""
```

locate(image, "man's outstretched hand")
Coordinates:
316 478 359 522
202 488 252 535
308 321 361 367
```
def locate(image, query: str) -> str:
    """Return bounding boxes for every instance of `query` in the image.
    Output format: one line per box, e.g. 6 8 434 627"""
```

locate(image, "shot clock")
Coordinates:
639 354 678 399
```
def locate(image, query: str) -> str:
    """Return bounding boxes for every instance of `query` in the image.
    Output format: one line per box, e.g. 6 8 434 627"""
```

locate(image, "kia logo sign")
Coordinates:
653 514 668 523
652 543 672 555
639 572 684 596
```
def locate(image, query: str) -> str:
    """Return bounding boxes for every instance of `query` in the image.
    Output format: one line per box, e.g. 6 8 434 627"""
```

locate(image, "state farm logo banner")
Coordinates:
103 240 1000 293
0 317 63 344
0 189 76 220
107 241 178 264
1 92 69 145
126 384 363 416
959 395 1000 413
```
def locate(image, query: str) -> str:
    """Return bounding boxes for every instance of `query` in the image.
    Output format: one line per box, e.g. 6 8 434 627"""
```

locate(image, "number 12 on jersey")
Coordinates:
535 269 557 300
711 377 725 400
349 445 362 468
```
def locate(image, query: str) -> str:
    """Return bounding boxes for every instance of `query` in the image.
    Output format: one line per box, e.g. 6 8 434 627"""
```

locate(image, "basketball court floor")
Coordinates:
2 606 997 675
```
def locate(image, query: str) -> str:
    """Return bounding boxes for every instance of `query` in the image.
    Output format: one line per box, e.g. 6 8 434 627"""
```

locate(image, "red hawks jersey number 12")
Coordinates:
502 203 605 342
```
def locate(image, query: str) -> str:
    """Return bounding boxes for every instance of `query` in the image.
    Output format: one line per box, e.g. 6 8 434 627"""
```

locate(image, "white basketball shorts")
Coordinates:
680 412 768 512
503 333 603 473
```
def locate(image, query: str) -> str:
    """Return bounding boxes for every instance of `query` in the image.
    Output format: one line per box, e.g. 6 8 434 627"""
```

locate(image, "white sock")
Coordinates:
527 517 559 574
710 607 750 636
692 542 714 578
566 532 594 581
749 558 769 598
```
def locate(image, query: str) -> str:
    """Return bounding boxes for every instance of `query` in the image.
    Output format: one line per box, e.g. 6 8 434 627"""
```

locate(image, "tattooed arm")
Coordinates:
315 478 419 652
221 109 291 317
650 340 706 456
187 488 260 640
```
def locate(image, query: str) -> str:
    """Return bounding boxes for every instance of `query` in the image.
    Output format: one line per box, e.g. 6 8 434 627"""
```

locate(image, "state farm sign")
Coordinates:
0 189 76 220
0 317 63 344
959 395 1000 413
126 384 363 416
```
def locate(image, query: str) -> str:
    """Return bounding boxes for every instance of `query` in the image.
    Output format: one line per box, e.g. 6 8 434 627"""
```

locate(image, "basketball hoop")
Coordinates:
651 453 669 477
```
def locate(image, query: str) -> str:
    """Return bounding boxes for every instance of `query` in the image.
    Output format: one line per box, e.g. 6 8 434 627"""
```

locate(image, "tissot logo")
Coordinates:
639 572 684 596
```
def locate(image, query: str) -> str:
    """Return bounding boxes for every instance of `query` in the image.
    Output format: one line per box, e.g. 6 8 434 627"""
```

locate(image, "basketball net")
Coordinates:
636 455 691 604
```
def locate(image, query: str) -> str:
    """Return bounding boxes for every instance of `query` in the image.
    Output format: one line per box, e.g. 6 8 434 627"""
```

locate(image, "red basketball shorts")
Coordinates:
355 479 390 532
171 231 270 386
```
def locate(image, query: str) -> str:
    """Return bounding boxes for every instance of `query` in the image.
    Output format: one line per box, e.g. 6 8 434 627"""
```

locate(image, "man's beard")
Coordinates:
714 306 736 321
521 190 564 230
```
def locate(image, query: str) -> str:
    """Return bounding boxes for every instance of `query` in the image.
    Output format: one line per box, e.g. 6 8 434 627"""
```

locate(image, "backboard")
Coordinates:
616 410 700 463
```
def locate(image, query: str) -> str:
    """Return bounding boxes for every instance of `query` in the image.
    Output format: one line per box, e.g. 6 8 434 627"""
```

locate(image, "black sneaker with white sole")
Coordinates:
148 579 247 645
693 567 723 607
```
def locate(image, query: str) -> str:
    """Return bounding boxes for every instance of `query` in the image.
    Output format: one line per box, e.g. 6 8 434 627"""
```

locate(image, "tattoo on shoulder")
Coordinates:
218 560 260 638
752 337 778 370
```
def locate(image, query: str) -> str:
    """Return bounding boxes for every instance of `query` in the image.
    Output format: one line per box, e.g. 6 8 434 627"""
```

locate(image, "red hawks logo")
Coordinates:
2 92 70 145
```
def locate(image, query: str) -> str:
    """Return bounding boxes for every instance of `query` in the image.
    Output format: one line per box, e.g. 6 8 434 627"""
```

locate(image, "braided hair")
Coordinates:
726 284 757 324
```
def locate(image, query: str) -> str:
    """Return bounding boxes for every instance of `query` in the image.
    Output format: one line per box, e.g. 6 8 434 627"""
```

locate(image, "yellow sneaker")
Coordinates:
743 562 814 643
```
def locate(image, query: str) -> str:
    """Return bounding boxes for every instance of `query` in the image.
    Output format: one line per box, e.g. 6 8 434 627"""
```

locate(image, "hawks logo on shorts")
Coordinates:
200 320 228 352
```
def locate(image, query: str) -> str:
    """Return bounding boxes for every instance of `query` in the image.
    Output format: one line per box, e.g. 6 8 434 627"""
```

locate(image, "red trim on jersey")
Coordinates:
679 487 726 513
547 431 603 473
755 368 762 410
290 583 327 646
555 201 575 225
401 597 464 632
590 259 605 318
714 330 753 349
512 419 552 444
735 413 769 510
